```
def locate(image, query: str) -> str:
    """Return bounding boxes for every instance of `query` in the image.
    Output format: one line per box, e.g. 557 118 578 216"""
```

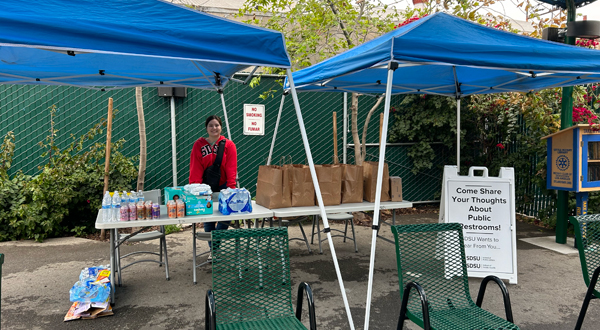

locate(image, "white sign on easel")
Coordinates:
439 166 518 284
243 104 265 135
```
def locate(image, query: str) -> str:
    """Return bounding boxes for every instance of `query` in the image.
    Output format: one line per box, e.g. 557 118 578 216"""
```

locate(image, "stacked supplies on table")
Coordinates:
183 184 213 215
64 265 113 321
218 188 253 215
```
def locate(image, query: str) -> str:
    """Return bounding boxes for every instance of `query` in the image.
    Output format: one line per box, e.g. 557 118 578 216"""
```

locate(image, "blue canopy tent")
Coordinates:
0 0 358 316
281 12 600 329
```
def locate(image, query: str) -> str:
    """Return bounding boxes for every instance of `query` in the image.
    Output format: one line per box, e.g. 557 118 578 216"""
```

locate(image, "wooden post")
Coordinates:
379 113 383 152
101 98 113 240
333 112 338 164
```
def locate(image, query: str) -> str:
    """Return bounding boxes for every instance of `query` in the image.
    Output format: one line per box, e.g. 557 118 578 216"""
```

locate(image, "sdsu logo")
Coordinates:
556 155 570 171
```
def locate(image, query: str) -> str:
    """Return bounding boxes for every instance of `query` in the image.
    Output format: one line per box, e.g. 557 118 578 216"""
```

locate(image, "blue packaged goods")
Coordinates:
218 188 252 215
182 192 213 215
69 266 111 303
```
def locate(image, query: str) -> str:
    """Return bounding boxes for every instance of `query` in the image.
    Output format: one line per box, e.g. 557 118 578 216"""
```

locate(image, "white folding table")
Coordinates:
95 201 273 304
271 201 414 247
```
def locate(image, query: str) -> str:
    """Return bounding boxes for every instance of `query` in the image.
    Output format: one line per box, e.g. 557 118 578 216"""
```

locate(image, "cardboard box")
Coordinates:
182 192 213 215
164 187 184 205
390 177 403 202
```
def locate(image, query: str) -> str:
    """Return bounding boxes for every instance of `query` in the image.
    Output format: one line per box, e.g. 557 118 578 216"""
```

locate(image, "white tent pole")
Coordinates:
267 94 286 165
286 69 355 330
364 66 395 330
457 98 461 170
220 93 232 140
220 92 239 186
343 92 348 164
170 96 178 187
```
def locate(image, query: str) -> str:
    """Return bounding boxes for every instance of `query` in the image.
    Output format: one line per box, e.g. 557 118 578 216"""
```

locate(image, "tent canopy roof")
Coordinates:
286 13 600 97
0 0 291 90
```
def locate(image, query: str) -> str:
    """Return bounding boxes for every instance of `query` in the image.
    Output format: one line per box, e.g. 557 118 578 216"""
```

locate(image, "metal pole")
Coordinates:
364 66 395 330
170 96 178 187
219 92 238 186
557 0 576 244
457 98 461 171
343 92 348 164
220 93 232 140
286 69 355 330
267 94 286 165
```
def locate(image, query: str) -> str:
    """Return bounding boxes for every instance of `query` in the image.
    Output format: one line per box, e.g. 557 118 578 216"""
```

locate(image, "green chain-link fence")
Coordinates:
1 79 452 205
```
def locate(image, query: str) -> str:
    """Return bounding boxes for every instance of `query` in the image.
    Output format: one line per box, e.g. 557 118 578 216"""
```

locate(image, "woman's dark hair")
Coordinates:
205 115 222 128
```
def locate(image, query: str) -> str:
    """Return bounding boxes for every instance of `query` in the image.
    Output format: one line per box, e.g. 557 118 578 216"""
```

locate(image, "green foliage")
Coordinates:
239 0 401 70
164 224 181 235
0 107 138 242
388 95 458 174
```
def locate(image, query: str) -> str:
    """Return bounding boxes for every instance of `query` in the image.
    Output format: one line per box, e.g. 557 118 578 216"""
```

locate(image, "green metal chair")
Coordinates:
391 223 519 330
205 227 316 330
569 214 600 330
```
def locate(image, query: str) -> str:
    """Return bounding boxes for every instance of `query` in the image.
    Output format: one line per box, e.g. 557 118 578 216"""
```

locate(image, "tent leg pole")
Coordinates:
220 93 232 140
343 92 348 164
220 92 238 186
170 96 178 187
286 69 355 330
456 98 461 172
364 66 395 330
267 94 286 165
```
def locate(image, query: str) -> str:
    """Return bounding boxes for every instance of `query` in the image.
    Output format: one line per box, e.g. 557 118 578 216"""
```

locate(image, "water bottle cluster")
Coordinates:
101 190 157 222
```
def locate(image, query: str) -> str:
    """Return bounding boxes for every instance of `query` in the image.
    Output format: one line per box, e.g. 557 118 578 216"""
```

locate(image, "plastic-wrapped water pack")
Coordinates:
218 188 252 215
69 265 111 303
183 183 212 196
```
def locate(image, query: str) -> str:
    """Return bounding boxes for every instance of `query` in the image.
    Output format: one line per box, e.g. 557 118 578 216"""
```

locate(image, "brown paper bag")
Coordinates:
363 161 390 202
288 164 315 207
314 165 342 206
255 165 291 209
341 164 363 203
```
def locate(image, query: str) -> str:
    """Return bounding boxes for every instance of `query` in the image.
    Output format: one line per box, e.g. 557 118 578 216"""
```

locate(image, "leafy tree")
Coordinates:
0 107 138 242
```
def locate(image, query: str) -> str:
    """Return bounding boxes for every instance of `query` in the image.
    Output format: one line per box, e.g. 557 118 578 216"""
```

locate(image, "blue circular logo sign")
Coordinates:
556 155 570 171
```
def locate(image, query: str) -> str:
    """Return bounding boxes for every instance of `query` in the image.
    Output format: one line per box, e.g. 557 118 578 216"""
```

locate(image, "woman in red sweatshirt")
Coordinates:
189 115 237 257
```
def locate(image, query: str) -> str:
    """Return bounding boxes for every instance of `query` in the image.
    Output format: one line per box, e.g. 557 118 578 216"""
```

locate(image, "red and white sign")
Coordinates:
243 104 265 136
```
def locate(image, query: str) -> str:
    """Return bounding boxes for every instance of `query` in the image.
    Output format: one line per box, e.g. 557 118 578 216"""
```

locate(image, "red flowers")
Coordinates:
497 143 505 149
394 15 428 29
573 107 598 125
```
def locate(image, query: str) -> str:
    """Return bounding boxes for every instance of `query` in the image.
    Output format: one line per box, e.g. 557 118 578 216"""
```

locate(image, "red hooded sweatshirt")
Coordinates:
189 136 237 189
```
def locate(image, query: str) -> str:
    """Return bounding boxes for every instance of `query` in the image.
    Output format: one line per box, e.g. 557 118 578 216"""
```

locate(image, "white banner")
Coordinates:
439 166 518 284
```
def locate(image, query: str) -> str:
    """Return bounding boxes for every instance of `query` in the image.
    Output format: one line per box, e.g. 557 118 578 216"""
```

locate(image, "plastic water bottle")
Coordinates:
102 191 112 223
138 190 145 203
112 191 121 222
129 191 136 204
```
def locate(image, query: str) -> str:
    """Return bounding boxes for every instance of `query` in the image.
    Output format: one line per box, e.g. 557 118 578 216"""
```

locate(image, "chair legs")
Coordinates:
193 224 212 284
311 215 358 254
161 233 170 281
115 228 170 286
575 265 600 330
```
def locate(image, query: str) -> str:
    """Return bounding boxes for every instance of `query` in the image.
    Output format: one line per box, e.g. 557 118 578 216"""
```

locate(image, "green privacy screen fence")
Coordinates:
1 78 459 204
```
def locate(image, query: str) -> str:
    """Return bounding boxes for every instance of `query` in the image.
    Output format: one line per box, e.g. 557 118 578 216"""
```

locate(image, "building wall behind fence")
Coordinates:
1 78 446 203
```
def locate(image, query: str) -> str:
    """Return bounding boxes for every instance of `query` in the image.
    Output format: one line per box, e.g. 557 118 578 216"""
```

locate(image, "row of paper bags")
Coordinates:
256 161 390 209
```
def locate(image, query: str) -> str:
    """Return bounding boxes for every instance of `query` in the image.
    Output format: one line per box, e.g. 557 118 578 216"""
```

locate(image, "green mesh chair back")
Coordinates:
211 227 306 329
391 223 520 330
570 214 600 298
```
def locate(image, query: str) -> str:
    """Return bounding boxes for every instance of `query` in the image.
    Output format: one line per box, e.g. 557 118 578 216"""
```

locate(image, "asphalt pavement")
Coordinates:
1 212 598 329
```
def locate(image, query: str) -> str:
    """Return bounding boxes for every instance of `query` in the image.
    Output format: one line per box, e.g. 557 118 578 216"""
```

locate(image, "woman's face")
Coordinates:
206 119 222 139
